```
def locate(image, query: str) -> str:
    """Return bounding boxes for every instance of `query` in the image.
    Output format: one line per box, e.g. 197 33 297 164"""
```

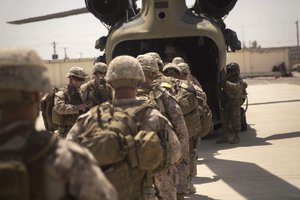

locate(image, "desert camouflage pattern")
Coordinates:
0 121 117 200
172 57 185 65
145 52 163 68
178 62 190 74
53 86 85 137
137 85 189 194
54 90 83 115
93 62 108 74
67 98 181 200
162 63 181 74
80 78 112 108
154 89 189 195
66 66 87 79
222 78 245 134
137 54 159 73
105 55 145 86
0 48 51 92
160 88 190 194
154 164 179 200
67 98 181 162
137 54 189 194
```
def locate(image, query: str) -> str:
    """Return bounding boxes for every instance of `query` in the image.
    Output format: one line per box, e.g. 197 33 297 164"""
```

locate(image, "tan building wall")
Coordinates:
43 47 297 87
227 48 290 76
44 58 94 87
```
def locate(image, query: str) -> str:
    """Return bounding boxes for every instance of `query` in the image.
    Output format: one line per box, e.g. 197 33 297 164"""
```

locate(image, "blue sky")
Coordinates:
0 0 299 59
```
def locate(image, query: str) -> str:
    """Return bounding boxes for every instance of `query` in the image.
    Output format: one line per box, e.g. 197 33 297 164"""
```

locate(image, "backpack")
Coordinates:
195 91 213 138
79 102 166 171
0 129 57 200
78 102 167 200
40 87 58 132
172 80 202 137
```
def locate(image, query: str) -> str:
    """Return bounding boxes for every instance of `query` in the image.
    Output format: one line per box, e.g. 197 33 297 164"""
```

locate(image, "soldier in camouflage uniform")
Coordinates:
173 57 202 88
81 62 112 108
162 63 181 79
53 66 88 138
0 48 117 200
217 62 247 144
136 54 189 200
145 52 164 72
67 55 181 200
177 62 213 193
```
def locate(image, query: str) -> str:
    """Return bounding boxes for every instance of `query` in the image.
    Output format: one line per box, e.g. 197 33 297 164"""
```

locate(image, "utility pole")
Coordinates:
63 47 69 60
296 20 299 46
51 41 58 60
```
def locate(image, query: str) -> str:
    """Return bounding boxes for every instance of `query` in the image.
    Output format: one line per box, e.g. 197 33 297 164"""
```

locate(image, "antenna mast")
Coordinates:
51 41 58 60
296 20 299 47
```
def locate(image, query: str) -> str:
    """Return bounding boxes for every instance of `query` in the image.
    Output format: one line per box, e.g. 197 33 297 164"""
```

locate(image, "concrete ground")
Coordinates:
188 73 300 199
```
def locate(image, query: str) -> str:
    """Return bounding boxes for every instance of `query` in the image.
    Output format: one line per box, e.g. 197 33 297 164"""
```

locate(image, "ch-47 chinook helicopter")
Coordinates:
8 0 242 127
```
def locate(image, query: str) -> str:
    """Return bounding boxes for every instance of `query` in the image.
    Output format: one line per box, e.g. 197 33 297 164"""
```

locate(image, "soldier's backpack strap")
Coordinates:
25 131 58 199
0 126 58 200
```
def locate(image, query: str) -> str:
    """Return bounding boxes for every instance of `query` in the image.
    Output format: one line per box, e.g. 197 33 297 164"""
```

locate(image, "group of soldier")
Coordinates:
0 47 247 200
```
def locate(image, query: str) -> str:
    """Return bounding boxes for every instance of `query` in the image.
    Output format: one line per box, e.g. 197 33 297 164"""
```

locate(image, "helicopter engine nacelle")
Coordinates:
194 0 238 18
85 0 128 26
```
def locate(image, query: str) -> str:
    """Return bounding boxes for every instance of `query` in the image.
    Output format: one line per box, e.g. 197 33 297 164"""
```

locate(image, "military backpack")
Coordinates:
0 128 57 200
78 102 169 200
171 80 202 137
79 102 169 171
40 87 58 132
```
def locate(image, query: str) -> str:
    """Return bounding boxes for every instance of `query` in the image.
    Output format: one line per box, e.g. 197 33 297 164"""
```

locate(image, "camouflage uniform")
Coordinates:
67 55 181 200
81 62 112 108
53 67 88 138
217 62 247 144
161 62 210 194
0 48 117 200
137 54 189 197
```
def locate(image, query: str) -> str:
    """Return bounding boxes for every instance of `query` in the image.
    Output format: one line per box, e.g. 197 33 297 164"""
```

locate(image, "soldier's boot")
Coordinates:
188 182 196 194
177 193 185 200
230 134 240 144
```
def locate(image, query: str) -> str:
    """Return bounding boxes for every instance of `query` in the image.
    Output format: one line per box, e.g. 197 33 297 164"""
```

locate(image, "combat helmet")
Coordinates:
177 62 190 74
145 52 163 69
93 62 107 74
106 55 145 88
67 66 87 79
172 57 185 65
0 48 51 93
163 63 180 75
0 48 51 105
137 54 159 73
226 62 240 76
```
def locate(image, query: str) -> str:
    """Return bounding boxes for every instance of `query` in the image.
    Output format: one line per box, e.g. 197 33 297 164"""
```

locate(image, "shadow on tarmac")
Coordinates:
188 125 300 199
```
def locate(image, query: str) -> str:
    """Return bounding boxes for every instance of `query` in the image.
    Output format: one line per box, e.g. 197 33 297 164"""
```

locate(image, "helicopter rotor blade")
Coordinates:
7 7 89 25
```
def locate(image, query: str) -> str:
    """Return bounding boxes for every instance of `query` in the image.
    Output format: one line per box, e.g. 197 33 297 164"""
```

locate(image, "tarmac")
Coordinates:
188 73 300 200
35 73 300 200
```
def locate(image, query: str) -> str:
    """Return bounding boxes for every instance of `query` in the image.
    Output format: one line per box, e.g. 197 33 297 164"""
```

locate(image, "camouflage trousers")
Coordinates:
154 164 179 200
143 173 158 200
222 101 241 135
176 160 189 194
189 136 200 181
